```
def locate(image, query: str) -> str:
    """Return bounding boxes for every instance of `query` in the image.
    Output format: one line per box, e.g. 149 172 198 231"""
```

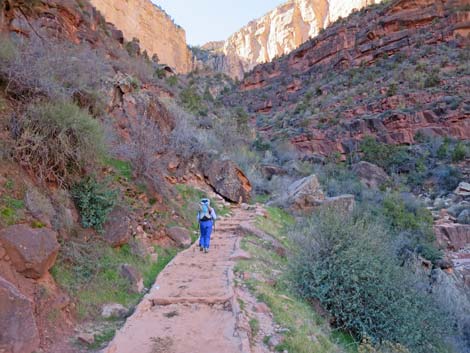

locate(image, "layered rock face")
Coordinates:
198 0 381 78
227 0 470 157
89 0 192 73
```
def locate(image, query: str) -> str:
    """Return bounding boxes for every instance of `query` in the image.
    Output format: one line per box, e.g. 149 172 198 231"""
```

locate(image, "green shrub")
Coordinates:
0 35 17 63
71 177 117 230
180 87 207 116
387 82 398 96
166 75 178 87
382 193 433 234
424 70 440 88
289 209 447 353
451 141 467 162
235 107 249 133
15 102 105 185
360 136 409 173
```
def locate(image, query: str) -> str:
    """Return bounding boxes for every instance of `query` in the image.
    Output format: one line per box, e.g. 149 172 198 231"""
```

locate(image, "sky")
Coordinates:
152 0 284 46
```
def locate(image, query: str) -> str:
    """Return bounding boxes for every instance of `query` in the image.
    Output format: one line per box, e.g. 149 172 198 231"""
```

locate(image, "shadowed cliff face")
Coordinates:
195 0 381 79
225 0 470 157
88 0 192 73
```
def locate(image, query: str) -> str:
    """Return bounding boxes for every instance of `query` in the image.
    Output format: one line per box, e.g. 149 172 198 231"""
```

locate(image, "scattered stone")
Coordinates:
150 253 159 263
0 276 40 353
230 250 252 261
320 195 355 212
352 161 390 189
101 303 128 319
434 223 470 251
260 164 286 180
435 259 453 270
447 202 470 218
0 225 60 279
455 182 470 197
434 197 450 209
204 159 252 203
110 29 124 44
166 226 191 248
457 209 470 225
253 302 270 314
77 333 95 345
103 206 132 247
241 203 256 211
25 186 55 228
120 264 144 294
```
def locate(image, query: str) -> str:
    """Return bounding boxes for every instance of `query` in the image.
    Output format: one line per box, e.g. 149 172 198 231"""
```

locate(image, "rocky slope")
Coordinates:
89 0 192 73
195 0 382 78
0 1 250 352
225 0 470 156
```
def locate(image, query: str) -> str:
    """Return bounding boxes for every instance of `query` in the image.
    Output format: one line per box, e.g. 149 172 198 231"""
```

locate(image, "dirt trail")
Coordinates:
104 206 269 353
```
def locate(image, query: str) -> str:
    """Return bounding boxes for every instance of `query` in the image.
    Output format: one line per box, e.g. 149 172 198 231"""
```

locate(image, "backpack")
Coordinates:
199 199 213 221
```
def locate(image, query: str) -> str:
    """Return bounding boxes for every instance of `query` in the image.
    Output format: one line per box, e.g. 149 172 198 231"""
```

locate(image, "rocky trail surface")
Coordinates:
104 205 273 353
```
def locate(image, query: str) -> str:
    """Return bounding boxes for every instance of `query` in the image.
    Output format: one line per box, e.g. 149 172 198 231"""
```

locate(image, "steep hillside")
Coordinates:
226 0 470 156
89 0 192 73
195 0 382 78
0 1 249 352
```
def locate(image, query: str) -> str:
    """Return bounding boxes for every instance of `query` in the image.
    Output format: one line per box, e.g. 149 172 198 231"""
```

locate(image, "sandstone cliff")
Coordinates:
226 0 470 156
198 0 381 78
89 0 192 73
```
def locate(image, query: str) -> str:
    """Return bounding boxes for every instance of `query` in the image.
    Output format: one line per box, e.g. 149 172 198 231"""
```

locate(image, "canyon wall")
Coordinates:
197 0 381 78
226 0 470 157
89 0 192 73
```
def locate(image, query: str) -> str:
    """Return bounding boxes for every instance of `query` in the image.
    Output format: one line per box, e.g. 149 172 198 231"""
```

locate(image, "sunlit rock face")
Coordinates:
204 0 381 78
89 0 192 73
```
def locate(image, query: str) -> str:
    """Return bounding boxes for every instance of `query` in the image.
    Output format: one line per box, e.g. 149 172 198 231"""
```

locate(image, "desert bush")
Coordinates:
289 208 448 353
451 141 467 162
122 109 164 178
15 101 105 185
360 136 409 173
180 87 207 116
0 35 110 102
314 163 364 198
235 107 249 133
432 165 461 193
430 269 470 353
71 177 117 230
382 193 433 235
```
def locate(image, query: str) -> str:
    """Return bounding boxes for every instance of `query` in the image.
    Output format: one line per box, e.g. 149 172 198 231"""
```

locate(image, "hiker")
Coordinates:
197 198 216 253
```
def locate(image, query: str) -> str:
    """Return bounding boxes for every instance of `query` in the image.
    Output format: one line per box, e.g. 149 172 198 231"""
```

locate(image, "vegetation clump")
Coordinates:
15 101 104 185
289 208 448 353
71 177 117 231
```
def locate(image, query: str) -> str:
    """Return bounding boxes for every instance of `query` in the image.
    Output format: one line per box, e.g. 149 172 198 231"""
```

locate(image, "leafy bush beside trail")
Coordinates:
289 208 449 353
71 177 117 231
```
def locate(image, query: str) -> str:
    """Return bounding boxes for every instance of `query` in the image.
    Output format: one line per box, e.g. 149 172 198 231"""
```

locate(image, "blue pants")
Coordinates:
199 220 213 249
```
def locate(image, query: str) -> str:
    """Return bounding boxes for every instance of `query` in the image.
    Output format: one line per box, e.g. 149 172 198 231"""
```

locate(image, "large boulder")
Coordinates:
283 174 325 211
101 303 128 319
204 160 252 203
321 195 355 212
458 209 470 224
166 226 191 248
0 276 40 353
434 223 470 250
24 187 56 227
103 206 132 247
454 182 470 197
0 225 60 279
352 161 389 189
